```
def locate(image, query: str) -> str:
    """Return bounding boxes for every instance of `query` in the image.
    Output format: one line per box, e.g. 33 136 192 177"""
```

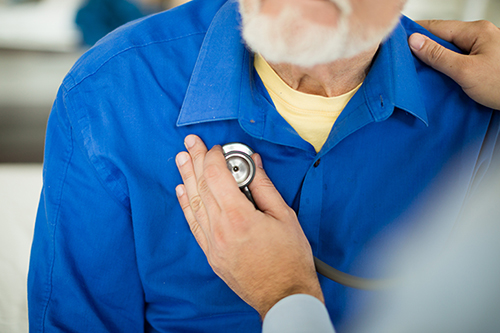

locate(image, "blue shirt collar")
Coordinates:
363 20 428 126
177 3 428 128
176 0 242 126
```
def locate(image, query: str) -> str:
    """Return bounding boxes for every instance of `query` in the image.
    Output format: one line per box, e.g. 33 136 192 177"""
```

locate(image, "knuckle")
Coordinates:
255 175 275 189
427 44 445 64
278 204 297 223
188 221 203 238
207 251 223 271
475 20 496 32
454 61 473 83
203 163 221 182
181 167 196 182
212 228 227 247
179 198 192 212
224 206 247 224
197 176 211 197
190 148 206 163
284 206 298 220
209 226 231 254
189 194 204 214
427 19 442 29
451 53 476 82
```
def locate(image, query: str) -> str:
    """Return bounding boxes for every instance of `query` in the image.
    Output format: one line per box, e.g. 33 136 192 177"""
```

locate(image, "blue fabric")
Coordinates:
28 0 500 332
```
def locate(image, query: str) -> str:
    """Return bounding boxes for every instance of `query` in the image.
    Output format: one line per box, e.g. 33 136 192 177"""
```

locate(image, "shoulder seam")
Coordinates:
65 31 207 92
60 85 133 214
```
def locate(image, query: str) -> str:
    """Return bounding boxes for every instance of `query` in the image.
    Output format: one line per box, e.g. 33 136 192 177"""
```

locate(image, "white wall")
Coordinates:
0 165 42 333
403 0 500 24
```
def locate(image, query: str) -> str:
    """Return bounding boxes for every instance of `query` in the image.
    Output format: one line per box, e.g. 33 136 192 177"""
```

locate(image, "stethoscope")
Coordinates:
222 142 393 290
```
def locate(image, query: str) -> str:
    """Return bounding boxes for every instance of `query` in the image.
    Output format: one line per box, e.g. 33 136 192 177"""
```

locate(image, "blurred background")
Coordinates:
0 0 190 163
0 0 499 332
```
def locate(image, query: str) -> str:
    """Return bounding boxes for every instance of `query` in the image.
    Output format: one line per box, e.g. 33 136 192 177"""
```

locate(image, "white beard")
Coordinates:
239 0 402 67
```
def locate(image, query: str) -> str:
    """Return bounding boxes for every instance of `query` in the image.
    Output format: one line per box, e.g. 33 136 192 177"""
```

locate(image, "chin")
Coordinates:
241 8 399 67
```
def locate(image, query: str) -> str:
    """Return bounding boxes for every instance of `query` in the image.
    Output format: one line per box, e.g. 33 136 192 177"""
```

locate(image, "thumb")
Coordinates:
249 154 293 217
409 33 468 84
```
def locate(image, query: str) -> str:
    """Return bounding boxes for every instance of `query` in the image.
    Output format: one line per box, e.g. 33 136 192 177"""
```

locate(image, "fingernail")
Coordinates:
176 152 189 166
175 185 185 197
409 34 425 51
254 154 263 169
185 135 196 149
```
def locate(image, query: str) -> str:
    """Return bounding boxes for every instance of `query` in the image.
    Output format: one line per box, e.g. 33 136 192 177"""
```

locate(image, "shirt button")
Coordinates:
314 159 321 168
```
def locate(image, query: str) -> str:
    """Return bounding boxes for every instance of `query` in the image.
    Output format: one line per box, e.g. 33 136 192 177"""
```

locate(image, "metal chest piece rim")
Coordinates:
222 143 255 189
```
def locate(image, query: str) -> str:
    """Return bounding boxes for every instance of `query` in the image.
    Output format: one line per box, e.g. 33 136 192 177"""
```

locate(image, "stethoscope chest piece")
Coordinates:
222 143 256 204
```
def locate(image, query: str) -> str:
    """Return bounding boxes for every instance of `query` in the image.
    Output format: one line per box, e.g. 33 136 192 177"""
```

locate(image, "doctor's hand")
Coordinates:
409 20 500 110
175 135 323 318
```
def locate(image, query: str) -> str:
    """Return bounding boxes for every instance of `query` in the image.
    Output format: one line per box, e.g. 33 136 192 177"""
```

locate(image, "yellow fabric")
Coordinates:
254 54 361 152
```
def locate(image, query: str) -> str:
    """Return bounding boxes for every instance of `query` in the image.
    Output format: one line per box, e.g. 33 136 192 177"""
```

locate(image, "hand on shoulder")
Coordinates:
409 20 500 110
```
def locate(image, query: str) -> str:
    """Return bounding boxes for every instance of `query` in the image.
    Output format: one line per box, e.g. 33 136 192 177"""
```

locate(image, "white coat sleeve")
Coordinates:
262 294 336 333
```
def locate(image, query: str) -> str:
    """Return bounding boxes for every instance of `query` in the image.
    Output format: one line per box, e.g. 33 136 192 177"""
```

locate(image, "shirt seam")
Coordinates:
62 79 133 213
40 113 75 333
63 31 207 93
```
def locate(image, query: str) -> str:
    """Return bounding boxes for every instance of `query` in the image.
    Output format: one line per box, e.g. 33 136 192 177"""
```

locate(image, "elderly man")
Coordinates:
28 1 499 332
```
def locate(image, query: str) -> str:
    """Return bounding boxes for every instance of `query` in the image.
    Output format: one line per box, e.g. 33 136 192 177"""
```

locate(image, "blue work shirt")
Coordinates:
28 0 500 331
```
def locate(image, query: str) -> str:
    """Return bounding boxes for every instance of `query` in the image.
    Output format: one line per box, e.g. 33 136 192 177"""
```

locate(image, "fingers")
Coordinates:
184 135 208 184
248 154 294 219
175 184 209 253
415 20 457 40
176 135 254 249
415 20 473 51
182 135 219 214
415 20 499 52
176 135 219 249
409 32 469 86
411 20 500 110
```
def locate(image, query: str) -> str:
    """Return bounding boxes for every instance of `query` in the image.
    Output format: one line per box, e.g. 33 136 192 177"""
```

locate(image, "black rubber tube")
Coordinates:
314 256 395 290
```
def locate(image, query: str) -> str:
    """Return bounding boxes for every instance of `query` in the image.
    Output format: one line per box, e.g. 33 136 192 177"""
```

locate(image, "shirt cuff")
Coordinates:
262 294 336 333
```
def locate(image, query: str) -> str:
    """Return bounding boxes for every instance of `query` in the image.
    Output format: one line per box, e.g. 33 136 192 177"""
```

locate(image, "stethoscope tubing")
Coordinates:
223 142 396 290
314 256 395 290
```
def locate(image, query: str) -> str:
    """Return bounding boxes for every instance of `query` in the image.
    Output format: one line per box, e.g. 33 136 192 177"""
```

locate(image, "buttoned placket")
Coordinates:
297 158 324 254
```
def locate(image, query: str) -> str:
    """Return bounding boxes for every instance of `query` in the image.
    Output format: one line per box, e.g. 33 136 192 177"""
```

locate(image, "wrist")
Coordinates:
258 281 324 319
262 294 335 333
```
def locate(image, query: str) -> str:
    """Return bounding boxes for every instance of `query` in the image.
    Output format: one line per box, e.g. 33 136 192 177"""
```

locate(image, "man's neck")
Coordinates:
266 46 379 97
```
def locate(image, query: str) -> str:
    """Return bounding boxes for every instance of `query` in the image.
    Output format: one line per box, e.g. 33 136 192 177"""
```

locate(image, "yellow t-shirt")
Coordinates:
254 54 361 153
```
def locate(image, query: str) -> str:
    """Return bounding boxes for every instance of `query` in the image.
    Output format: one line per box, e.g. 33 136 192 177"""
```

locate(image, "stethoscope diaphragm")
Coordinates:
222 143 255 188
222 143 256 205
